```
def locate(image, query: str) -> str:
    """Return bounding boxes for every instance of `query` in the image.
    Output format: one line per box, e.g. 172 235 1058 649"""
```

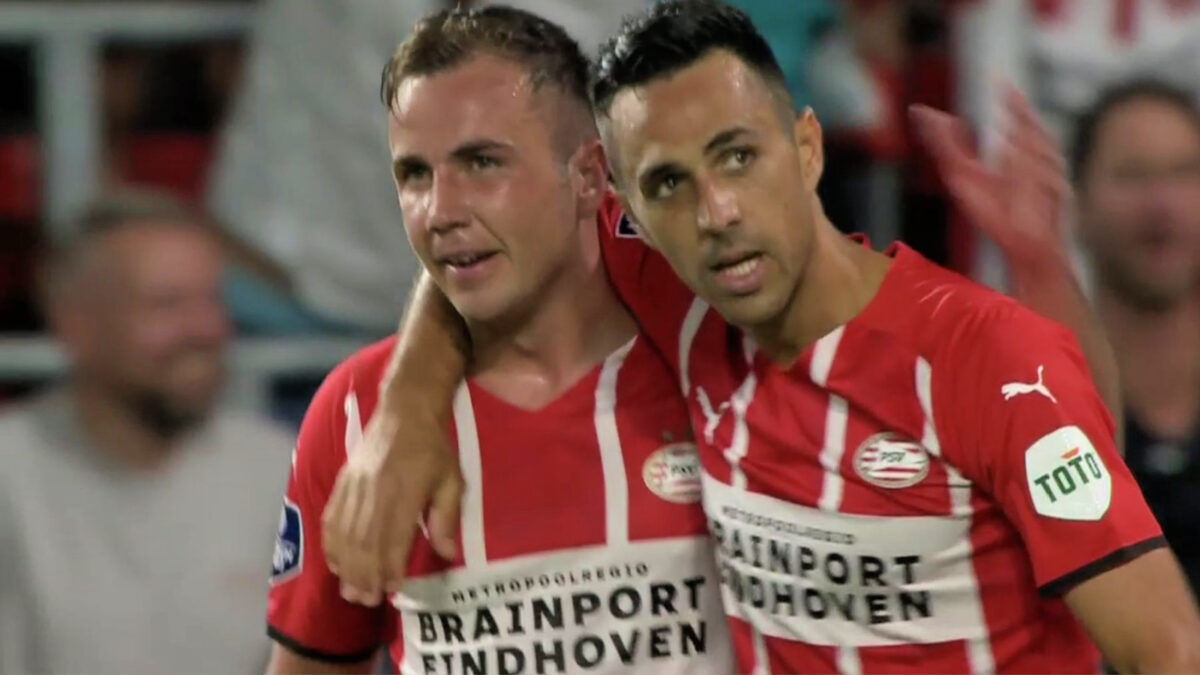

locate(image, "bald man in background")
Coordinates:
0 191 292 674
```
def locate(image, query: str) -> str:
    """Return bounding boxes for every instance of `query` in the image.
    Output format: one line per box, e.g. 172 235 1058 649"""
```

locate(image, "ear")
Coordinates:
569 139 609 221
794 107 825 191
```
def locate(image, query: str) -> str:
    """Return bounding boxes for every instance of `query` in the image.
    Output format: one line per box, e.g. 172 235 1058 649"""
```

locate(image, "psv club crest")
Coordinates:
643 442 702 503
853 432 930 489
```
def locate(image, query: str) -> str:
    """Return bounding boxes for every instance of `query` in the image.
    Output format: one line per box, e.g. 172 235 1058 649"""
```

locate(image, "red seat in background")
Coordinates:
0 134 39 223
123 132 214 204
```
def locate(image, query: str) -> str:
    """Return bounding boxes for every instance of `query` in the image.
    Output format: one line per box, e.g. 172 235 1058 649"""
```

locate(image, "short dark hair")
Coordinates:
591 0 791 119
380 5 591 113
1070 78 1200 184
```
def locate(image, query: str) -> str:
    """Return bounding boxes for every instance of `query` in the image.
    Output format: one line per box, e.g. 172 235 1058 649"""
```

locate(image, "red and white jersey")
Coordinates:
267 336 734 673
598 194 1164 674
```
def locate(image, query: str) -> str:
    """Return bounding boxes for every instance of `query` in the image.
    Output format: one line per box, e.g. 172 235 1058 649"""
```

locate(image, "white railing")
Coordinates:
0 336 372 413
0 1 259 234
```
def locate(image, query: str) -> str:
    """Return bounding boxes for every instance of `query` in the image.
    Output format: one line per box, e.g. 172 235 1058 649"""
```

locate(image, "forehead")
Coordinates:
388 54 544 149
606 51 781 169
95 224 219 282
1094 98 1200 161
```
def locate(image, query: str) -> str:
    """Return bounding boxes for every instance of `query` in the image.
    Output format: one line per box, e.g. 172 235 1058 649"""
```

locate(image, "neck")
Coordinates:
1096 285 1200 438
751 216 892 365
69 378 177 471
467 226 637 410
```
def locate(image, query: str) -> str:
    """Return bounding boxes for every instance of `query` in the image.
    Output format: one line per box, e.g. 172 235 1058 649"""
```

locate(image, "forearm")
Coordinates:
1008 256 1123 439
379 272 470 425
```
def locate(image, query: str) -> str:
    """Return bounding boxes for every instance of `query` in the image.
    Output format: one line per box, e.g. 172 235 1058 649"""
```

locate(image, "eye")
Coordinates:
722 147 756 171
469 154 501 171
398 163 430 186
653 174 682 200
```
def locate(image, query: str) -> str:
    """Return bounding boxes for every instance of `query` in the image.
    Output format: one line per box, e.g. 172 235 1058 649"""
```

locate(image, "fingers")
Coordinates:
909 104 974 170
321 468 352 576
380 478 427 595
324 468 384 605
347 474 386 605
427 468 465 561
1003 87 1069 208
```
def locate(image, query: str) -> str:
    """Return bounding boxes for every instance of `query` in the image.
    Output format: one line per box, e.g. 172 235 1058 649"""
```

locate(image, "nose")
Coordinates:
696 177 741 235
426 171 470 234
192 294 231 346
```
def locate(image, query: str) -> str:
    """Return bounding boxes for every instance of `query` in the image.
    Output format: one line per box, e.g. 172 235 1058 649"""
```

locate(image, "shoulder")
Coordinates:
283 336 399 479
302 336 398 423
0 401 41 491
879 245 1073 365
321 336 398 397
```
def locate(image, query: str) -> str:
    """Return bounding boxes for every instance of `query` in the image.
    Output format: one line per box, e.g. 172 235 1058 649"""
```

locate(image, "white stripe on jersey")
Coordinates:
915 356 995 675
453 382 487 570
725 335 759 490
813 328 857 671
751 630 770 675
343 391 363 457
811 327 849 514
837 645 863 675
595 337 637 545
679 297 710 396
810 326 844 386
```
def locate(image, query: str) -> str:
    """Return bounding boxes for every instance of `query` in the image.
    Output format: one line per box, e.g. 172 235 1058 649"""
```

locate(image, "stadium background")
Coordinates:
1 0 1198 669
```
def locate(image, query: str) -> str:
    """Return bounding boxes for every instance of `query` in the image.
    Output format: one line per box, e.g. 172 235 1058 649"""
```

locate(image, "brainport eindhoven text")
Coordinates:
406 561 713 673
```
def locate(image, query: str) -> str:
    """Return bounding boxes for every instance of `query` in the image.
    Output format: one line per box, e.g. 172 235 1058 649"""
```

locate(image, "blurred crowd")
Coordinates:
0 0 1198 671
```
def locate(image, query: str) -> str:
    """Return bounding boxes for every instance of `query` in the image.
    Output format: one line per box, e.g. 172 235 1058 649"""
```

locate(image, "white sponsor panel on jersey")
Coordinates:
392 537 733 675
1024 425 1111 521
702 474 988 647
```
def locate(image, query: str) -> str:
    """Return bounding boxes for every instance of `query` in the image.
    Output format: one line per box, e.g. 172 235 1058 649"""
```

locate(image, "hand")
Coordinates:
321 397 463 605
910 85 1071 268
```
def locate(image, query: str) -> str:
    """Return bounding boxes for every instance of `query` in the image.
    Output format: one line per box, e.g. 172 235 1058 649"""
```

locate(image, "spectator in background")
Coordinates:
956 0 1200 289
207 0 648 335
0 190 292 673
1072 79 1200 594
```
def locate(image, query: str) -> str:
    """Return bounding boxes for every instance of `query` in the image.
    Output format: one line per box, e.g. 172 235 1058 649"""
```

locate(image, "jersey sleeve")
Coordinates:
597 191 700 374
267 361 386 662
933 304 1164 596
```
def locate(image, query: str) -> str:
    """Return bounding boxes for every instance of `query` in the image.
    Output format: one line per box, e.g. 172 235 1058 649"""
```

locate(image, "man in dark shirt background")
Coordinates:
1072 78 1200 592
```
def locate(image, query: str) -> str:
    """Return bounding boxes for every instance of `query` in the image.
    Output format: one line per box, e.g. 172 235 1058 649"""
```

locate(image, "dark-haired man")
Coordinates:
264 7 734 674
325 2 1200 673
1071 78 1200 599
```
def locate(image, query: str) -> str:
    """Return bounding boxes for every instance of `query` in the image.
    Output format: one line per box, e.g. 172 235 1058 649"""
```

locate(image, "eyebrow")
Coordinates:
636 127 754 191
393 139 514 172
703 126 752 156
450 139 513 161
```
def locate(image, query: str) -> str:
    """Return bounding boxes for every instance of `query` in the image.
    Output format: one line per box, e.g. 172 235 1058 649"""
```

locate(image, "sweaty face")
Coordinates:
604 50 818 330
1078 98 1200 309
387 54 583 325
71 225 229 433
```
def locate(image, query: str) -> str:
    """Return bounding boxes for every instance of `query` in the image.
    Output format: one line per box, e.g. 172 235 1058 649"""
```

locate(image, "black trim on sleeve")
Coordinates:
267 624 379 664
1039 536 1168 598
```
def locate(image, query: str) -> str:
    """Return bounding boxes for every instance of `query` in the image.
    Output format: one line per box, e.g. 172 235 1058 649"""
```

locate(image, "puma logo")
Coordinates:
696 386 732 444
1001 365 1057 404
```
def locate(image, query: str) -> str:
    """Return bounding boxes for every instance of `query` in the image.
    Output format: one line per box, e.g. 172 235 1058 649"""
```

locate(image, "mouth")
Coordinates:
710 252 763 277
438 251 499 270
709 252 766 295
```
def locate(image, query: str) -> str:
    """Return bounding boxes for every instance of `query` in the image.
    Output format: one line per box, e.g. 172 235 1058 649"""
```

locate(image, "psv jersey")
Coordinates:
598 194 1164 674
267 336 735 673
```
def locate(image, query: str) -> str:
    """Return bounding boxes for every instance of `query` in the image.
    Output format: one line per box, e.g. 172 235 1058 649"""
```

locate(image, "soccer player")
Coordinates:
264 7 734 674
324 1 1200 673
